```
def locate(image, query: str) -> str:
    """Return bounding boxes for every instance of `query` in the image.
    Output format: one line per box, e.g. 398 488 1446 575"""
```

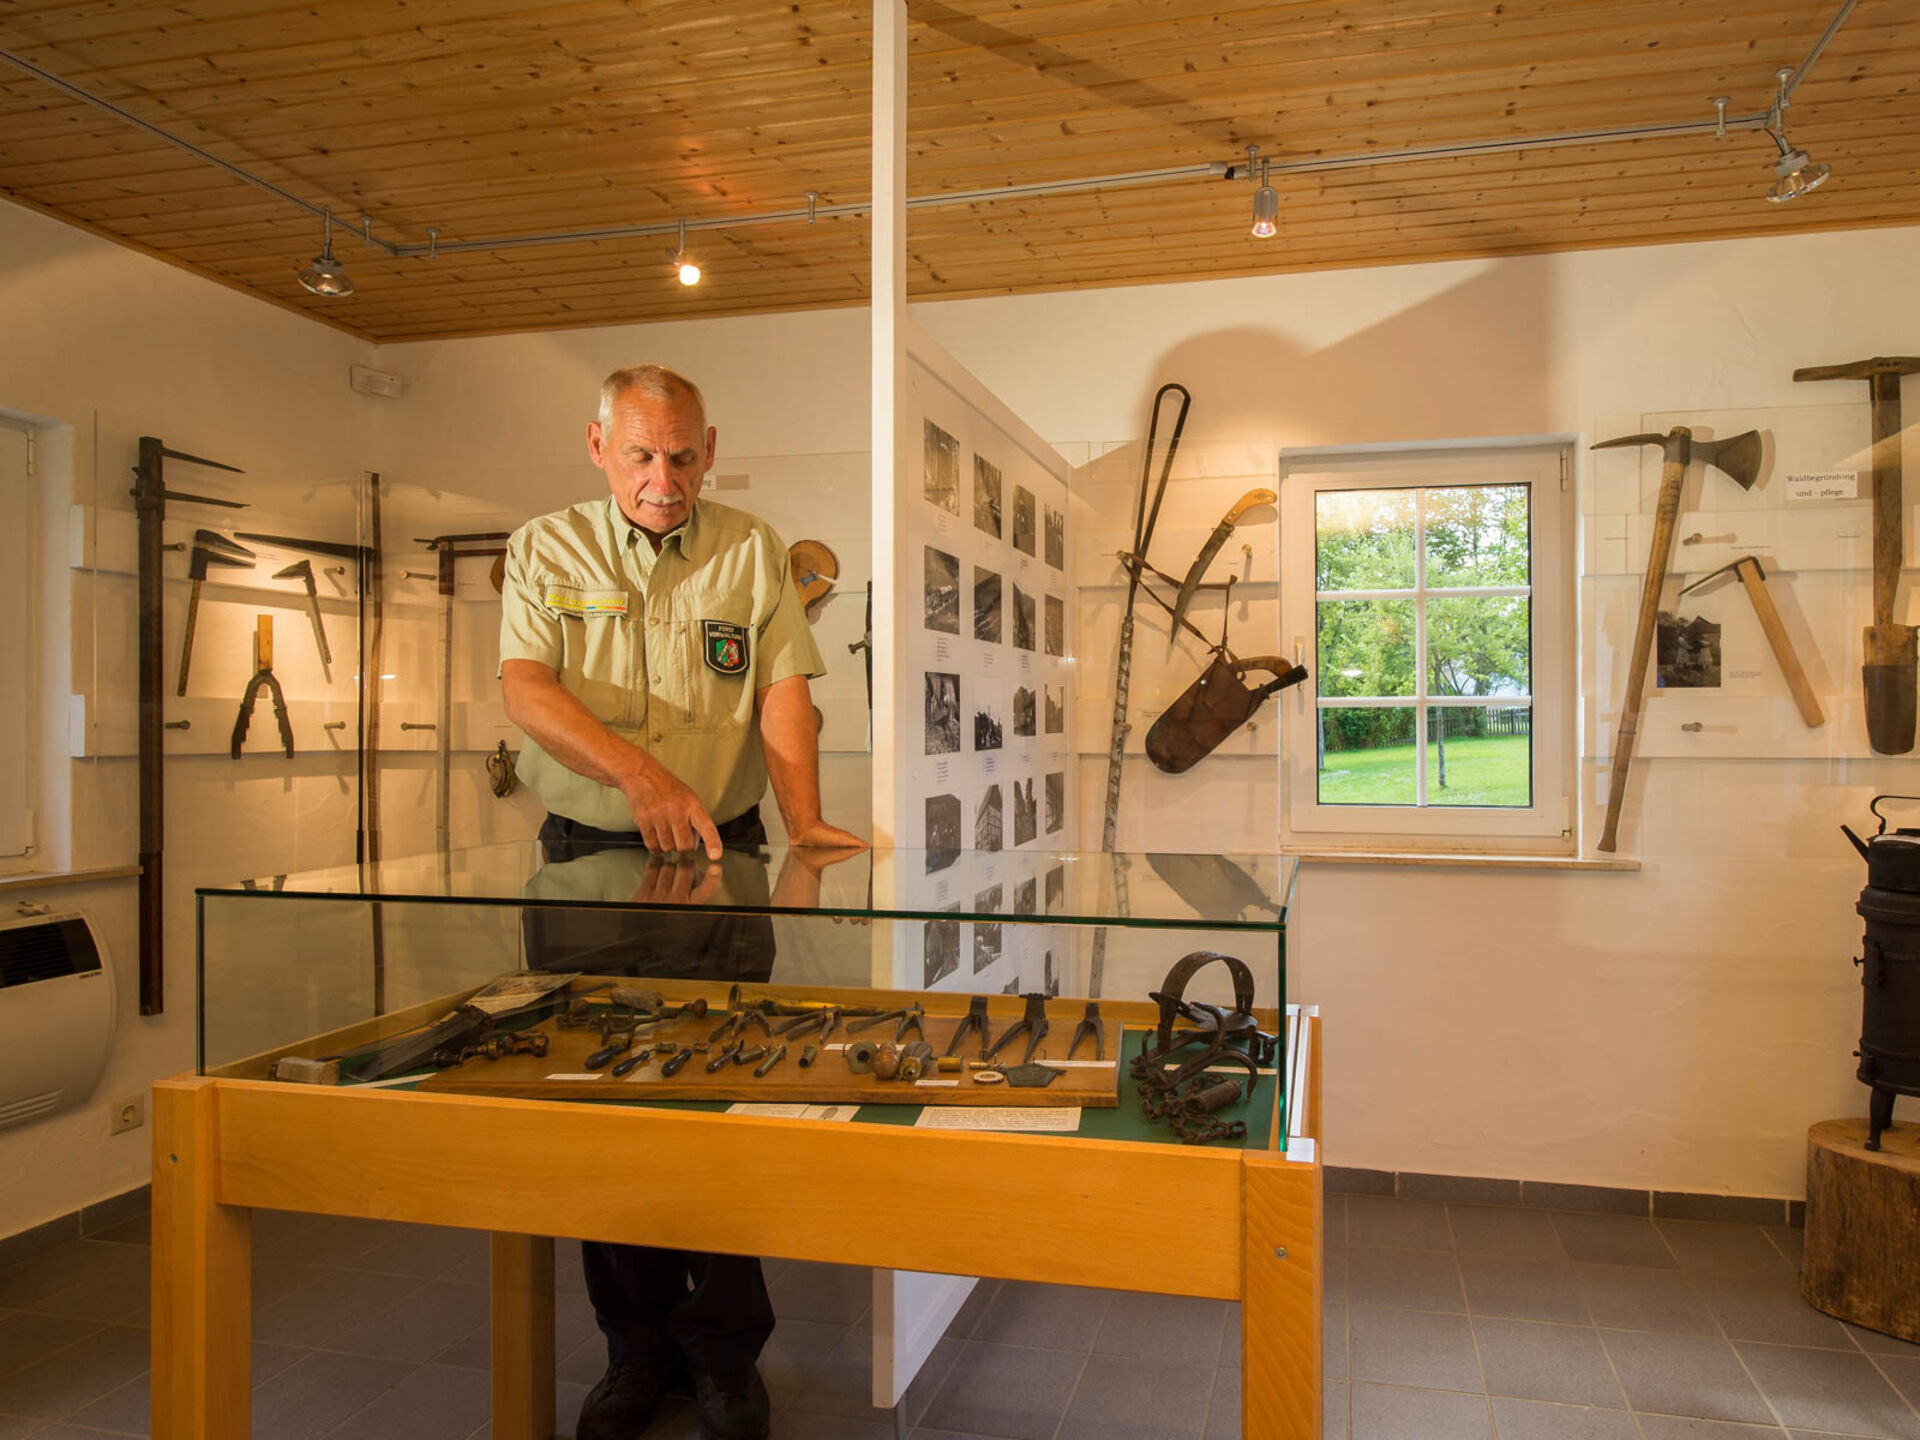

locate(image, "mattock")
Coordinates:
1792 356 1920 753
1591 425 1761 853
985 993 1050 1067
1678 557 1823 728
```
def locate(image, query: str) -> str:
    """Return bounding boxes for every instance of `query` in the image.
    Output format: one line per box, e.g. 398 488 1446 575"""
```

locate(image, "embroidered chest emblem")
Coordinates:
703 619 750 676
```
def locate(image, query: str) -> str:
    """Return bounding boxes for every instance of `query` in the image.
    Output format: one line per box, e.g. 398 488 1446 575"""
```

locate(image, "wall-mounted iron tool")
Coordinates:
230 615 294 759
274 558 332 683
176 530 255 696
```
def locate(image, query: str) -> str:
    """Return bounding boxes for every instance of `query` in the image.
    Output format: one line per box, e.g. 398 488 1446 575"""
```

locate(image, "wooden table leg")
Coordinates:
492 1233 556 1440
1242 1154 1323 1440
151 1078 252 1440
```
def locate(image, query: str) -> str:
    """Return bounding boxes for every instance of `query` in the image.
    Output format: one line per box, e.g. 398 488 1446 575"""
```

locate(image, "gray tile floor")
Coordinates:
1 1194 1916 1438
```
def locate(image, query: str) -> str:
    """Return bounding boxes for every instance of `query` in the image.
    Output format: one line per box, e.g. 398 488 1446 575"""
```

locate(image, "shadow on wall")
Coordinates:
1134 258 1559 446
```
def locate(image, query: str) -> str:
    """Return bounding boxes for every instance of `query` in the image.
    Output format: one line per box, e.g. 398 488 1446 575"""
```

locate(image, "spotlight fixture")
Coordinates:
1760 66 1831 204
1245 145 1279 239
668 218 701 286
296 209 354 298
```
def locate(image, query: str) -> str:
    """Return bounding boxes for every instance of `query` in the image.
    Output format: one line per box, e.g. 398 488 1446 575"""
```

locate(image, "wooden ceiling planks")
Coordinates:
1 0 1915 340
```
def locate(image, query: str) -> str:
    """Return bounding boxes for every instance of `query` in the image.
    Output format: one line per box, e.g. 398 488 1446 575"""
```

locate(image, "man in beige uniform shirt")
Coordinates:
500 365 864 1440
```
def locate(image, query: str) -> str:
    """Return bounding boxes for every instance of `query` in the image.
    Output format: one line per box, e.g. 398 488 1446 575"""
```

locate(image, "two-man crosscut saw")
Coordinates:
1090 382 1190 994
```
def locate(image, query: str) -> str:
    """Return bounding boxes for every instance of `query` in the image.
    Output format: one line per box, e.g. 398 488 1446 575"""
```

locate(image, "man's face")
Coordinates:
588 389 715 538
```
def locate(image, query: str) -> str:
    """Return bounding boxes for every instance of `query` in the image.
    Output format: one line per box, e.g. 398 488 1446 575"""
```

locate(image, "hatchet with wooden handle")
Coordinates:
1792 356 1920 754
1591 426 1761 853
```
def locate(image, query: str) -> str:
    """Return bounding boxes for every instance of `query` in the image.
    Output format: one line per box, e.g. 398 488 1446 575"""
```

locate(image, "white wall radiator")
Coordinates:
0 910 115 1131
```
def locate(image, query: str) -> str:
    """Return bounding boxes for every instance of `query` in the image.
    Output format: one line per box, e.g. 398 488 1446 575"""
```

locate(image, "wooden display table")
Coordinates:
149 997 1324 1440
1803 1117 1920 1343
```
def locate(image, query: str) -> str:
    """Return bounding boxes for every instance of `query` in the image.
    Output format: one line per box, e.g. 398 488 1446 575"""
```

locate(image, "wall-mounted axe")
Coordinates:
1791 356 1920 754
274 559 332 684
1592 426 1762 853
1678 555 1823 728
175 529 255 696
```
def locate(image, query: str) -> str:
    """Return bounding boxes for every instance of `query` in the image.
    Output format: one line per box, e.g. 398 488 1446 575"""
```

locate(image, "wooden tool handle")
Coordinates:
1599 455 1688 853
1734 561 1823 728
175 582 201 697
1871 371 1905 633
254 614 273 672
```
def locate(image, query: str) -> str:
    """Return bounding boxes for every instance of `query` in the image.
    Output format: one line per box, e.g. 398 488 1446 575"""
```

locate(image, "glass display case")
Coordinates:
197 842 1296 1136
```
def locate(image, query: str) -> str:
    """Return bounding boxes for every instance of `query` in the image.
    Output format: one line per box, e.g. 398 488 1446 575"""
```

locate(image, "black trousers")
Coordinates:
529 810 777 1374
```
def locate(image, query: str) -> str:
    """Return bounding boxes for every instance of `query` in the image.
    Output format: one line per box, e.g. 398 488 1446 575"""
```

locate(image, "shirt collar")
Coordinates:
605 495 702 563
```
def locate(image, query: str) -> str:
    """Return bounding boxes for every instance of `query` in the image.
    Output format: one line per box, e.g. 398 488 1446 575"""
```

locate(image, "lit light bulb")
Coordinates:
1250 182 1280 239
677 257 702 285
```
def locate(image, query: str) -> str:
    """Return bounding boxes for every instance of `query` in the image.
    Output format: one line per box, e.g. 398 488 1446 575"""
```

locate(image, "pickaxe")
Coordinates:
176 530 255 696
274 559 332 683
1678 556 1823 729
1791 356 1920 753
1591 426 1762 853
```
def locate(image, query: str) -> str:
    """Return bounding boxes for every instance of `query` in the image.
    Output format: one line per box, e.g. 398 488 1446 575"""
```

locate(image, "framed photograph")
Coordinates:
1044 594 1064 657
923 916 959 986
1044 771 1064 834
973 566 1002 644
1044 684 1065 735
974 784 1003 851
925 792 962 862
1013 585 1036 651
923 419 960 514
1657 611 1723 689
1012 775 1037 846
973 454 1003 538
925 671 961 755
1014 876 1037 915
1044 504 1065 570
924 546 960 634
1013 684 1037 737
1013 485 1036 555
1045 864 1065 913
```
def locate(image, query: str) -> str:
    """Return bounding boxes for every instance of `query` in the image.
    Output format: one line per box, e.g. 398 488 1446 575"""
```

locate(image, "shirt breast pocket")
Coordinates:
539 584 639 718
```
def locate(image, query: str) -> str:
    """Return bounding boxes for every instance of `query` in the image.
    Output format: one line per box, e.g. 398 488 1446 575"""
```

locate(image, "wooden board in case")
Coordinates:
416 1009 1123 1107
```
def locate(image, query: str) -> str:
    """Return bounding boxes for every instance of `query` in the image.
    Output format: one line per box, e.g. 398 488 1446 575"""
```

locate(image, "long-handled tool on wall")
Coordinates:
274 559 333 683
133 436 246 1015
230 615 295 759
1678 556 1824 728
1090 381 1189 994
1592 425 1762 853
175 530 253 695
1791 356 1920 753
420 532 511 852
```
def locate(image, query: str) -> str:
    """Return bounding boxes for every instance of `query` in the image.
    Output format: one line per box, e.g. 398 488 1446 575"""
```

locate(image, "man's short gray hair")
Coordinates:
596 365 708 432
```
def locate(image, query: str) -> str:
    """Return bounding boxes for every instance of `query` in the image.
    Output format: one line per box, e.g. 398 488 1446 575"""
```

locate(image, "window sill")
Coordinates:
0 865 141 894
1284 848 1638 873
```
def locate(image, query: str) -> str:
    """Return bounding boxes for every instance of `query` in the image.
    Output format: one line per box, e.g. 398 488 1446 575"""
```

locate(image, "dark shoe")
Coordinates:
577 1354 679 1440
691 1362 771 1440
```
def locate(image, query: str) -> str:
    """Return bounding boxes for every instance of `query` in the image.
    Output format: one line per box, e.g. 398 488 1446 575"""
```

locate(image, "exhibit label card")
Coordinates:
1786 471 1859 501
915 1106 1082 1132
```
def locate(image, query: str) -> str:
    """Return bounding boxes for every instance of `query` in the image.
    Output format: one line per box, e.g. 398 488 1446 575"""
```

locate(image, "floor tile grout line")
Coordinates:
1041 1343 1093 1440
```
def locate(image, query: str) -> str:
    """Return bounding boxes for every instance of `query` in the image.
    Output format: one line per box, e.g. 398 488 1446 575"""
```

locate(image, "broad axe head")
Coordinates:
274 558 317 589
1592 425 1761 491
187 528 255 580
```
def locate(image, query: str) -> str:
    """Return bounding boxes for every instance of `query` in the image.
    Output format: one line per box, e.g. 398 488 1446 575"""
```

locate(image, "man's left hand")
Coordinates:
789 821 870 851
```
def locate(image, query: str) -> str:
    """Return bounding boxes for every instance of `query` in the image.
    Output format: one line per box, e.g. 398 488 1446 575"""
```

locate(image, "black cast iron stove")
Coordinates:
1843 795 1920 1149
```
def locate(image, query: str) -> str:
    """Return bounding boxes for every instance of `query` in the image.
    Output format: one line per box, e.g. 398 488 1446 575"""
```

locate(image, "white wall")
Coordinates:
914 226 1920 1196
0 200 379 1232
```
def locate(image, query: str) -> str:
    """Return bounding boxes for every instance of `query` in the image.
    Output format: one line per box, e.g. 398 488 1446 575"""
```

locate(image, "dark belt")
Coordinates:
538 805 765 861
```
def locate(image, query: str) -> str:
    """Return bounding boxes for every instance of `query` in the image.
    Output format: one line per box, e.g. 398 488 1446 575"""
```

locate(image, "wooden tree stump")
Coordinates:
1803 1118 1920 1343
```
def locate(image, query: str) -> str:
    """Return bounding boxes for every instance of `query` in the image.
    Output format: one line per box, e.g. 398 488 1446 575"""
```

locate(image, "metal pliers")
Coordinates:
849 1003 924 1044
1068 1002 1105 1061
230 667 294 758
985 993 1050 1066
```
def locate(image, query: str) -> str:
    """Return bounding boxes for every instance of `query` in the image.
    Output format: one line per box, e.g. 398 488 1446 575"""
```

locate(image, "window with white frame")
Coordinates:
1278 439 1575 851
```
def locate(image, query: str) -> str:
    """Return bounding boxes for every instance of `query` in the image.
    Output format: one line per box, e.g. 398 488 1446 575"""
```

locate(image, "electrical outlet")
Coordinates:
109 1094 145 1136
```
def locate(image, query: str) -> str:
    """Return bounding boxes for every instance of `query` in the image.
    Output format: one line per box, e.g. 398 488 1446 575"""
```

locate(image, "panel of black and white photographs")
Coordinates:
912 852 1071 996
907 392 1075 996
